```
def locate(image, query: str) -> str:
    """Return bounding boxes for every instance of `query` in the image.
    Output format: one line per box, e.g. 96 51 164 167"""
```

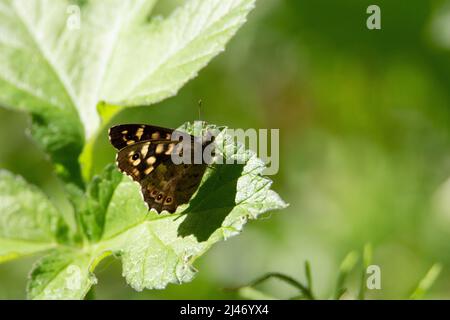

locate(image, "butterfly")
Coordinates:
109 124 214 214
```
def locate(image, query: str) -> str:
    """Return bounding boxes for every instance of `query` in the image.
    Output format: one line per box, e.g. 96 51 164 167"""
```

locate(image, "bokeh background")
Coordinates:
2 0 450 299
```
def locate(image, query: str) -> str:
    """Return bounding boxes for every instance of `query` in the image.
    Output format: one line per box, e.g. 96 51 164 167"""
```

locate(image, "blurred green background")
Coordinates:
2 0 450 299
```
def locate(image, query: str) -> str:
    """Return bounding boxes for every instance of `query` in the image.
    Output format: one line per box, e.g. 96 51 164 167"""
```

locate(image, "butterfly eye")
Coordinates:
132 153 140 160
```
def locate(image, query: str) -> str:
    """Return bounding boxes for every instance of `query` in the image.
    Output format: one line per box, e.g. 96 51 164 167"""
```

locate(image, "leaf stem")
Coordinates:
236 272 315 300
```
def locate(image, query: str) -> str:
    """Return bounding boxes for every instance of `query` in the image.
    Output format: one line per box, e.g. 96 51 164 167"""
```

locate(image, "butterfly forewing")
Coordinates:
116 140 179 182
109 124 175 150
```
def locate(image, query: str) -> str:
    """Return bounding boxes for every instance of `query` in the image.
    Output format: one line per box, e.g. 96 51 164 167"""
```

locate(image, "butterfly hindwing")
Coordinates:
109 124 174 150
141 160 208 213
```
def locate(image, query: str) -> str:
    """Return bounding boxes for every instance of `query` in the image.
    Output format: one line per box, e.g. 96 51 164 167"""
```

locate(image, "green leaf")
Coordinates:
0 170 64 262
358 243 372 300
0 0 85 183
76 123 287 292
333 251 359 299
304 261 313 293
238 287 277 300
0 0 256 181
27 249 96 300
410 263 442 300
78 164 123 242
23 123 287 298
101 0 256 108
235 272 314 300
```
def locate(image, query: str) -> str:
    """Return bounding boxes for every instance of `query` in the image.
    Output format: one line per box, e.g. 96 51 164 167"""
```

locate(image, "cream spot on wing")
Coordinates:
121 130 128 134
141 143 150 157
147 156 156 165
156 144 164 154
132 168 140 177
127 140 135 145
136 128 144 139
133 159 141 166
151 132 160 139
165 133 171 139
128 151 135 157
144 167 154 174
165 143 175 155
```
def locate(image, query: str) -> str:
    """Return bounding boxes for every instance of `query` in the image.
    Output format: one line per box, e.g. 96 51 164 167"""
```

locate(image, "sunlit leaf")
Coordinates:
27 249 96 300
0 170 64 262
0 0 255 181
24 123 286 297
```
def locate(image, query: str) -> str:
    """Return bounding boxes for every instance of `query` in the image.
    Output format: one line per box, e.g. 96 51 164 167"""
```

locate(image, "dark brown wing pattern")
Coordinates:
110 124 214 214
115 140 178 182
109 124 174 150
141 160 208 213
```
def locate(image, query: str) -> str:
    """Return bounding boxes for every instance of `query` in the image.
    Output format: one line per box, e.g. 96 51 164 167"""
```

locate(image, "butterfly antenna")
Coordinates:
198 99 203 122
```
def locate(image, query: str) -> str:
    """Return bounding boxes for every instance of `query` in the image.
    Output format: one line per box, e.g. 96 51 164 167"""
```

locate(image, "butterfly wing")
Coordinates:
116 140 178 182
116 139 207 213
109 124 175 150
111 124 215 214
141 160 208 213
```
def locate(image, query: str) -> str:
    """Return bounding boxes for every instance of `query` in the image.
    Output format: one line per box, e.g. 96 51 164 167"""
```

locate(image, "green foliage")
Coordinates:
236 272 315 300
78 165 123 242
0 0 255 182
357 243 372 300
27 249 95 300
236 245 441 300
0 0 290 300
410 264 442 300
334 250 359 299
0 123 287 299
0 170 61 262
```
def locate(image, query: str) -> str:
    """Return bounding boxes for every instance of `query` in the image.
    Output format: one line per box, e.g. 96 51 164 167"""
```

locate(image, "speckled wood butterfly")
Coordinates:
109 124 214 214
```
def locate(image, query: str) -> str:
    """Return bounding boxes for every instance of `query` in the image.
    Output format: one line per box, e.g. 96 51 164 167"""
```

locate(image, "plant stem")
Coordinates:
246 272 315 300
